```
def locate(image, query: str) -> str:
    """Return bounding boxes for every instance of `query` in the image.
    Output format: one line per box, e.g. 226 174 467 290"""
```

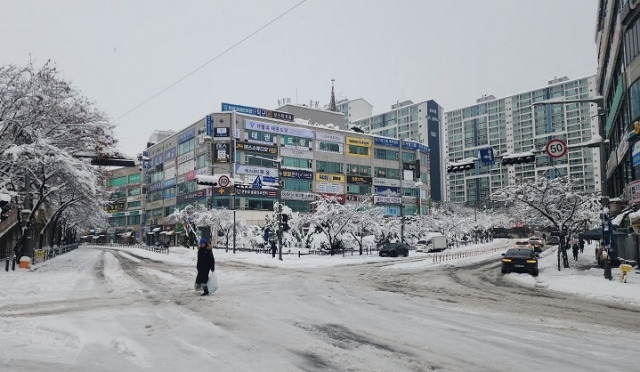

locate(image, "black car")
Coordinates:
546 236 560 245
379 243 410 257
501 248 539 276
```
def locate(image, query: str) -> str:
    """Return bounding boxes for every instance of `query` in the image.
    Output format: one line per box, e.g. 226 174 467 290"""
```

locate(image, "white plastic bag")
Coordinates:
207 272 218 294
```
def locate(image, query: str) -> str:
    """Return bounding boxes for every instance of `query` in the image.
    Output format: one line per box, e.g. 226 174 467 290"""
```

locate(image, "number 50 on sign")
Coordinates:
545 139 567 159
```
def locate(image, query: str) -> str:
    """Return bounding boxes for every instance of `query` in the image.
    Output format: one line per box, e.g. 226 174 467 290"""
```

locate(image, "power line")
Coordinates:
114 0 308 124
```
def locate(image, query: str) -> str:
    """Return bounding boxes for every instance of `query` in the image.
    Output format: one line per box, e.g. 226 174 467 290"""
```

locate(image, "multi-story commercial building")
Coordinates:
139 102 430 242
595 0 640 205
352 100 445 201
444 76 601 206
104 165 144 244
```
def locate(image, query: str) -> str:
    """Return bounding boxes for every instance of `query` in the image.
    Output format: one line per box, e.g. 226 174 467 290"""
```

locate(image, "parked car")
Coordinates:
501 248 539 276
528 237 544 252
513 240 534 250
379 243 410 257
546 236 560 245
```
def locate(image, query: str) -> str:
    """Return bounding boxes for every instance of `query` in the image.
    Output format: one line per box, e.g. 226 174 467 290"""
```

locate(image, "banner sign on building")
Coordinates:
280 147 313 159
373 177 401 187
176 189 206 204
626 180 640 205
316 182 343 194
282 135 312 148
374 195 402 205
215 143 230 162
280 169 313 180
282 190 316 201
347 175 372 185
318 193 346 204
244 119 313 138
316 131 344 143
346 137 372 147
236 142 278 154
235 164 278 177
177 152 194 164
214 127 230 138
633 142 640 167
163 148 176 162
178 128 195 144
149 182 163 192
402 140 429 154
375 186 400 197
235 188 279 198
206 115 212 136
245 130 275 144
374 137 400 147
162 178 176 189
222 102 294 122
316 173 344 183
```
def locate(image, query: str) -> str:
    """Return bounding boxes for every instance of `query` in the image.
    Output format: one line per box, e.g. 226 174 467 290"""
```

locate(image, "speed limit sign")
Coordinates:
218 175 230 188
545 139 567 159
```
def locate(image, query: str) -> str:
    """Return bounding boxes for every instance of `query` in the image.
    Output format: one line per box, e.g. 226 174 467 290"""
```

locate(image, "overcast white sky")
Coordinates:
1 0 598 157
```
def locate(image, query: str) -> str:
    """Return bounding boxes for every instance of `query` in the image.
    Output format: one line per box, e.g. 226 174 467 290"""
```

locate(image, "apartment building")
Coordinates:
352 99 444 201
444 76 600 206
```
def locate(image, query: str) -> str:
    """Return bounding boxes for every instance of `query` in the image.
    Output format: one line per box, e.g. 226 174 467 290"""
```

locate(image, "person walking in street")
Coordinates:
572 242 580 261
542 232 547 243
196 237 215 296
579 237 585 253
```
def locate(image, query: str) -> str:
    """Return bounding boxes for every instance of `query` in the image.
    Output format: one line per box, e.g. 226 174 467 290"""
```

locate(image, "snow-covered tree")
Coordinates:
0 61 118 257
491 175 601 235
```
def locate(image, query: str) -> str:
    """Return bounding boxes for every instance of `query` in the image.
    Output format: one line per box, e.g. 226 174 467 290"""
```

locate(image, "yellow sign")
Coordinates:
316 173 344 182
346 136 372 147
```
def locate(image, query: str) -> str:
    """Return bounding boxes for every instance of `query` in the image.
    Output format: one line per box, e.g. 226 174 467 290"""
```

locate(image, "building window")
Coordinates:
316 160 343 174
347 164 370 176
348 145 370 157
374 149 398 161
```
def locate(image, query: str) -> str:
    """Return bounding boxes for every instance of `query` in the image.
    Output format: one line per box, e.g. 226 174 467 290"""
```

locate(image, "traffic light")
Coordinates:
501 154 535 166
447 160 475 173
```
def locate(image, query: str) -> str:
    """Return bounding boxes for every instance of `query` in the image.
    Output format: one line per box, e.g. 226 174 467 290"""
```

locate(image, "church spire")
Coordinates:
329 78 337 112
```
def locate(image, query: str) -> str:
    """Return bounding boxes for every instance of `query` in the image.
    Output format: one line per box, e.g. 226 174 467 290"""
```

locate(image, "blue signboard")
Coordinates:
374 137 400 147
479 148 495 166
177 128 195 144
402 140 429 154
206 115 212 136
222 102 294 122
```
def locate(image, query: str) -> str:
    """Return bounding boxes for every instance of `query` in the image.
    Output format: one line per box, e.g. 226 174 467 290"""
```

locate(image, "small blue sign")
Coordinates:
479 148 495 166
206 115 212 136
252 176 263 189
263 176 276 183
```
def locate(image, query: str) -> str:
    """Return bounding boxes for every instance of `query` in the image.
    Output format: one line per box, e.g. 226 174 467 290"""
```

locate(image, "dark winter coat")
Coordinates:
196 244 215 284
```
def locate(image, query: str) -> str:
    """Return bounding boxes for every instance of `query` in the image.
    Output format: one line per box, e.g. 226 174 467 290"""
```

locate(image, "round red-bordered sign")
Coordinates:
545 139 567 159
218 175 230 188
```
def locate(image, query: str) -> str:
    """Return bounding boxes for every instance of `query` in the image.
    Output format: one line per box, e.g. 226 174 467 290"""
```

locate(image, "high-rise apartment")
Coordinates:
444 76 601 206
352 100 445 201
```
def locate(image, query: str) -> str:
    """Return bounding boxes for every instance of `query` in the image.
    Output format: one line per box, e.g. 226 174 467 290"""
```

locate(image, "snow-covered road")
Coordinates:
1 243 639 371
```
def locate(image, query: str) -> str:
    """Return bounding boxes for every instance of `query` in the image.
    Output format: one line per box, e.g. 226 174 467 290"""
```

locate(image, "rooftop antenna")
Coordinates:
329 78 337 112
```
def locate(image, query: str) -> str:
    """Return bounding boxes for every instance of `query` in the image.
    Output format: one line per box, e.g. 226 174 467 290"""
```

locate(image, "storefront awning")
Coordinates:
165 231 174 236
152 227 162 232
